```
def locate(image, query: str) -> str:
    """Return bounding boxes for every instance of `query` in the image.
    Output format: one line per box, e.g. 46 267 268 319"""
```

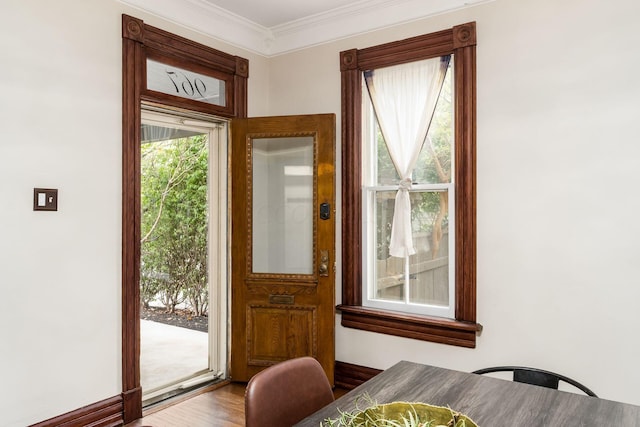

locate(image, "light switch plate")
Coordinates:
33 188 58 211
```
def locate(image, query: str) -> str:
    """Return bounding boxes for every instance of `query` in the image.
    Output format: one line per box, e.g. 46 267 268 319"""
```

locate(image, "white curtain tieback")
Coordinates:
398 178 412 191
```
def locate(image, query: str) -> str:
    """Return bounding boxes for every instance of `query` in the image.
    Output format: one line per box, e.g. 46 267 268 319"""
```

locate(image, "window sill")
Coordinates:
337 304 482 348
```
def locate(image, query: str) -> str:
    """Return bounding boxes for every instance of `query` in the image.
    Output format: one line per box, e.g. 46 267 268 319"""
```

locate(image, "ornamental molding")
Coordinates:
118 0 492 57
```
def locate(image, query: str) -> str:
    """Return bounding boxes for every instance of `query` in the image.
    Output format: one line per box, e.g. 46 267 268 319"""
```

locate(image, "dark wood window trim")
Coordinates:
121 14 248 423
339 22 480 348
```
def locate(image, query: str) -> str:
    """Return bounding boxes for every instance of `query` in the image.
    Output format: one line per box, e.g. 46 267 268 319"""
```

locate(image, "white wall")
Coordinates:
267 0 640 406
0 1 269 426
3 0 640 424
0 2 121 425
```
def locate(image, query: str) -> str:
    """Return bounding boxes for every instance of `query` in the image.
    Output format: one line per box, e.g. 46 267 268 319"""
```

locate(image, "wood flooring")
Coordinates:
125 382 348 427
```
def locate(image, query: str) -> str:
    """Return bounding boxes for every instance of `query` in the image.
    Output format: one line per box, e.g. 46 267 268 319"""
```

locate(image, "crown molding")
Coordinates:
119 0 274 54
119 0 491 57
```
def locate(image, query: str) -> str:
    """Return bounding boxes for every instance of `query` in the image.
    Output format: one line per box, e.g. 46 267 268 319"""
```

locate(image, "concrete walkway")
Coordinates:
140 319 209 392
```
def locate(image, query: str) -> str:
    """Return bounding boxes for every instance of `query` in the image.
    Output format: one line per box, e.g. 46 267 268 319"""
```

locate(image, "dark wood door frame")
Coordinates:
121 14 248 423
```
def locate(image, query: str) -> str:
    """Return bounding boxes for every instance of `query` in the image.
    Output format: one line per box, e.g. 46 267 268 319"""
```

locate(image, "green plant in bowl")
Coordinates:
322 394 477 427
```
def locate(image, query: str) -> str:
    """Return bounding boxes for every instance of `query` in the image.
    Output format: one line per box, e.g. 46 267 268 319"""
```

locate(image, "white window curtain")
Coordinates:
364 55 450 257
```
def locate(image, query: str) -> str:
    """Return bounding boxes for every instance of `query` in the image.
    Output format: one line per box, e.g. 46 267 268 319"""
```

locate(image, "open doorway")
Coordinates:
139 108 229 406
121 15 249 421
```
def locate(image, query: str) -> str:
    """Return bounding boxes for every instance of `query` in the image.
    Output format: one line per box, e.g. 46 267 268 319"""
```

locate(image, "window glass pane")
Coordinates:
252 137 314 275
372 190 450 307
147 59 226 106
372 59 452 186
375 124 400 185
413 58 453 185
408 191 449 307
373 190 403 301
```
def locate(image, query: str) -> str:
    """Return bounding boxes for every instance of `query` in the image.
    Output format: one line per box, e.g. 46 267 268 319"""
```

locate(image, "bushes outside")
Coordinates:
140 133 209 317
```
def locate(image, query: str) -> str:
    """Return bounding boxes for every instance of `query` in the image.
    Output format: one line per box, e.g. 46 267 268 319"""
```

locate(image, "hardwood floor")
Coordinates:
125 382 348 427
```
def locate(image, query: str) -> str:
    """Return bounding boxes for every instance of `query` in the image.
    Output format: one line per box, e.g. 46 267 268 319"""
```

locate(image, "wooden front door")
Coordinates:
230 114 335 384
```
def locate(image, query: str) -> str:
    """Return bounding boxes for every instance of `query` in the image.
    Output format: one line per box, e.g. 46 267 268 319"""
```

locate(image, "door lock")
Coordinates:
320 202 331 220
319 250 329 276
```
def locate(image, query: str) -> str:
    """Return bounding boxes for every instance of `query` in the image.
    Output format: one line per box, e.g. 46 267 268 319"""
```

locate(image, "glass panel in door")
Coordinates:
251 136 314 275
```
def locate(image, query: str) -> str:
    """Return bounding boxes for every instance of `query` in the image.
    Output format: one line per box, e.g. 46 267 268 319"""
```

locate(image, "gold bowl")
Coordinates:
352 401 478 427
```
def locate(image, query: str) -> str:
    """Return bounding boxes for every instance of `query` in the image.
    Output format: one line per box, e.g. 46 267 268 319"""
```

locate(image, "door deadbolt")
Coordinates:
320 202 331 220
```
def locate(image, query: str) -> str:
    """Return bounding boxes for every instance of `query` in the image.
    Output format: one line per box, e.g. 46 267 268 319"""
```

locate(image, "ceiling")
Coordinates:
120 0 490 56
201 0 373 28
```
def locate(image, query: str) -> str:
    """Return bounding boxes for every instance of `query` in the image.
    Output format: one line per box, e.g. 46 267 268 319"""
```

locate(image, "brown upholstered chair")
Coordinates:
245 357 334 427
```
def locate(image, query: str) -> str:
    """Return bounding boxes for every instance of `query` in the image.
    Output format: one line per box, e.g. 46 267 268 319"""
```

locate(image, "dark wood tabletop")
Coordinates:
295 360 640 427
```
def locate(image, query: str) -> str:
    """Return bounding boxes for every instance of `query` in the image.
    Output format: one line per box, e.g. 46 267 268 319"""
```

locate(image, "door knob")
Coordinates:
319 250 329 276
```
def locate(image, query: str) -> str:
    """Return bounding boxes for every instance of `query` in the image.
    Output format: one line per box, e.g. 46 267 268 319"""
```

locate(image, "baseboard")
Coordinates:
335 361 382 390
29 395 123 427
28 363 378 426
122 387 142 424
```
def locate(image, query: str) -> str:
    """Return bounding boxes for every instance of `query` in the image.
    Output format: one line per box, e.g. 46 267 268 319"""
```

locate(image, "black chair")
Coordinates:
472 366 597 397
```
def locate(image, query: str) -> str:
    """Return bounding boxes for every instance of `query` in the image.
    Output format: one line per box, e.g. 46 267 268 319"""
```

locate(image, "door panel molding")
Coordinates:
247 305 317 366
246 282 318 294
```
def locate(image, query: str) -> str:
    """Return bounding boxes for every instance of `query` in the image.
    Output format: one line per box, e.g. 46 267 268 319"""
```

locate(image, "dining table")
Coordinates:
294 360 640 426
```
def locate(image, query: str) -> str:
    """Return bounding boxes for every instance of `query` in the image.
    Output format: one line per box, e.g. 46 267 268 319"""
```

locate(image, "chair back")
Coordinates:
472 366 597 397
245 357 334 427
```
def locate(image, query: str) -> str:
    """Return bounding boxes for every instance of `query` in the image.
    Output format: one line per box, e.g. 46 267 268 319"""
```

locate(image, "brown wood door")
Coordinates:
230 114 335 384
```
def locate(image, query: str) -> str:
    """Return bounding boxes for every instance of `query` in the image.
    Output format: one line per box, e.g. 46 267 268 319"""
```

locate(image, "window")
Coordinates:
363 56 454 318
339 22 480 347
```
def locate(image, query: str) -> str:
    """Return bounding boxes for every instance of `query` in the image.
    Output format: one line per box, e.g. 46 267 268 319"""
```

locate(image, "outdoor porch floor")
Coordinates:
141 319 209 393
